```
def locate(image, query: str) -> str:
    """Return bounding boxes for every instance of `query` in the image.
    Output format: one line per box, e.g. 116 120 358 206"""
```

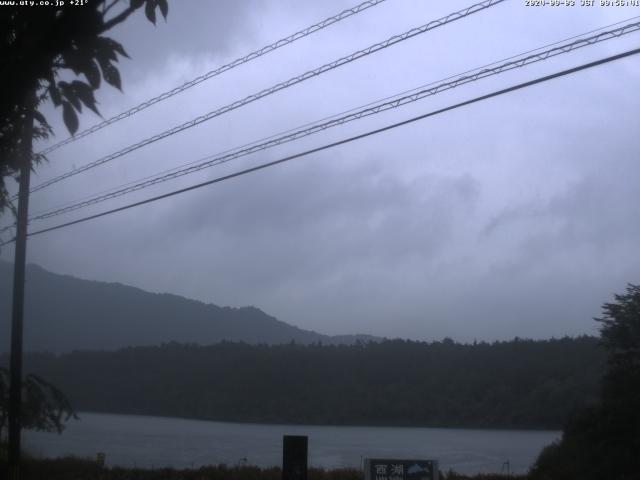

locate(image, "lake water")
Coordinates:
24 412 560 475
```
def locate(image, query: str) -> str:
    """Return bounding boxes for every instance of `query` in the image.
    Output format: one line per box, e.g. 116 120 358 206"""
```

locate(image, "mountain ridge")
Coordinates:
0 260 381 352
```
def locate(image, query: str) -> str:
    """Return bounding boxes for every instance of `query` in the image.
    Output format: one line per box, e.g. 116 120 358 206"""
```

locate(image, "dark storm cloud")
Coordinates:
2 0 640 341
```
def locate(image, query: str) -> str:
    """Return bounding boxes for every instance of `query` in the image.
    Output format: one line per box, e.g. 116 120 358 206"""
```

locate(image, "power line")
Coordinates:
3 15 636 234
26 13 640 223
37 0 390 156
16 15 638 233
24 20 640 223
3 46 637 246
27 0 505 195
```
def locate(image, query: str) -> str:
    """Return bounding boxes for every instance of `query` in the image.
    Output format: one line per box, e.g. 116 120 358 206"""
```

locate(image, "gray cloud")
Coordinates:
2 0 640 342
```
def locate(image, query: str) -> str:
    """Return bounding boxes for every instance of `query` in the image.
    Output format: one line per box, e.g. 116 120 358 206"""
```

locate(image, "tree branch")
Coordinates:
99 4 137 33
103 0 121 17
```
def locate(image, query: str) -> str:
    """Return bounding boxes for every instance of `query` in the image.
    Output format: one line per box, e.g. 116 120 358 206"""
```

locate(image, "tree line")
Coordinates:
2 336 604 430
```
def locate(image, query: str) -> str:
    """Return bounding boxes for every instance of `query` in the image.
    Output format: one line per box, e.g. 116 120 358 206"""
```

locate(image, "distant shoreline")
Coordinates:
72 410 564 433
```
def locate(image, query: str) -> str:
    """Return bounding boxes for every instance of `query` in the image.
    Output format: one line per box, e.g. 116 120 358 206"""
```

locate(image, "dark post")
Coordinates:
7 92 35 480
282 435 308 480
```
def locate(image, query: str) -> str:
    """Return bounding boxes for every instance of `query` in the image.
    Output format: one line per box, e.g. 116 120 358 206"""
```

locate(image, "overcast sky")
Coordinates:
2 0 640 342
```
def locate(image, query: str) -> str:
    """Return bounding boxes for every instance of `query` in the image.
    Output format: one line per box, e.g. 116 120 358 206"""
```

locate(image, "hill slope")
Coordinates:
0 261 378 352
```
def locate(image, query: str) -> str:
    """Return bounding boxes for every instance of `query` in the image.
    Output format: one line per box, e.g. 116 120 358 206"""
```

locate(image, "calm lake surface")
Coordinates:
24 412 559 475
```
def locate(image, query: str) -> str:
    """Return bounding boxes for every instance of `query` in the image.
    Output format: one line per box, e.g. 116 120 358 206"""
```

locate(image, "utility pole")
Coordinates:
7 91 35 480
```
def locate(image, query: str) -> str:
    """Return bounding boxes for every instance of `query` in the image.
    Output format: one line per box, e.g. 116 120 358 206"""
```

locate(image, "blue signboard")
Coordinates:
364 459 438 480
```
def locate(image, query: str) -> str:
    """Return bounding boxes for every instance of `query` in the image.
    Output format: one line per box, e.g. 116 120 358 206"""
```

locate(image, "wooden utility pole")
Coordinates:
7 92 35 480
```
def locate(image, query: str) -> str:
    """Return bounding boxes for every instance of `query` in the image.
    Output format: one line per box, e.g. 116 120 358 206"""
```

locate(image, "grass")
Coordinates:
0 456 528 480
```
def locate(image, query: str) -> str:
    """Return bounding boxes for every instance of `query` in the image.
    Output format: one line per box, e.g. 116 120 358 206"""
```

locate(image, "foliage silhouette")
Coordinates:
0 367 76 440
0 0 169 216
531 284 640 479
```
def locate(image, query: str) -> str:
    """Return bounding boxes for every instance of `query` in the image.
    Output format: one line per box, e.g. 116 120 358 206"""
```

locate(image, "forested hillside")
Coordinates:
0 261 378 351
11 337 604 429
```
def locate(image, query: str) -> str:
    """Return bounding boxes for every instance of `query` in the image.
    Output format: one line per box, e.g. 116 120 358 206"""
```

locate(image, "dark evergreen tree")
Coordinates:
531 284 640 480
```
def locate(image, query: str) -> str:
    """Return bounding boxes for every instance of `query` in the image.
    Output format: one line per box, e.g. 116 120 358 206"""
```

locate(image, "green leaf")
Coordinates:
62 101 79 135
96 36 129 60
61 48 83 75
130 0 145 7
49 85 62 106
109 38 130 59
95 40 118 63
33 110 49 128
71 80 100 116
84 59 101 89
157 0 168 20
102 63 122 91
145 0 157 25
33 109 53 137
59 82 82 112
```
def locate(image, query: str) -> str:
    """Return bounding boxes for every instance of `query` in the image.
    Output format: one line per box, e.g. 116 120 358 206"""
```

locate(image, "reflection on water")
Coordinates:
24 412 559 475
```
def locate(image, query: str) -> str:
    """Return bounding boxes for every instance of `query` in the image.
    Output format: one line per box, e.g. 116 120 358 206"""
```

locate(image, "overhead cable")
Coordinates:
26 20 640 223
30 13 640 223
28 0 505 195
37 0 391 156
2 46 637 245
